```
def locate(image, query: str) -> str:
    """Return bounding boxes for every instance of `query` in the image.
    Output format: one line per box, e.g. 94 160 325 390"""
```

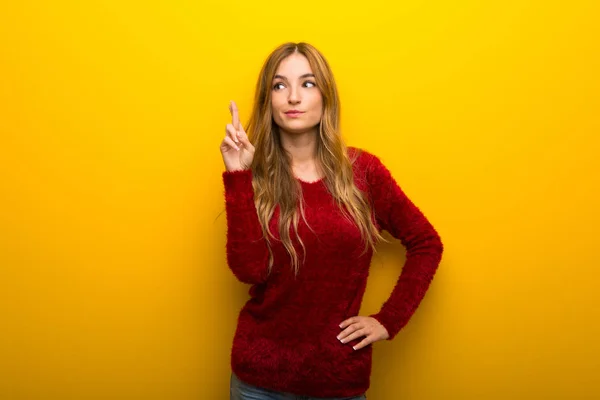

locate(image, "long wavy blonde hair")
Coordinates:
244 42 387 277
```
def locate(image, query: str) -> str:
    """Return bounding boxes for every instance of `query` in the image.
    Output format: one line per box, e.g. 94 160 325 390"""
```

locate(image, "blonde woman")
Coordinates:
220 42 444 400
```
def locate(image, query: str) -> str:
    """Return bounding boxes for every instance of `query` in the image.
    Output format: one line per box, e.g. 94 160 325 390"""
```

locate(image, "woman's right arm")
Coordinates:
222 169 270 285
220 100 268 284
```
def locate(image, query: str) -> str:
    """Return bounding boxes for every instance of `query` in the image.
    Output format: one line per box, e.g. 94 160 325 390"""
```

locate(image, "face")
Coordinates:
271 53 323 136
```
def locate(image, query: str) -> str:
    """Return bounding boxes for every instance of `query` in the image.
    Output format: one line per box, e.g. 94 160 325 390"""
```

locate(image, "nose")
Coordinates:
288 85 301 104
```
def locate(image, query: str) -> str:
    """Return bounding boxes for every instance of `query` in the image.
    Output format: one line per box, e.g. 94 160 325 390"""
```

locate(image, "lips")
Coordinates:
285 111 304 119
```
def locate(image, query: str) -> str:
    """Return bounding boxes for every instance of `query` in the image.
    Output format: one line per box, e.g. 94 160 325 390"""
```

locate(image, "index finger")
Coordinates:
229 100 240 130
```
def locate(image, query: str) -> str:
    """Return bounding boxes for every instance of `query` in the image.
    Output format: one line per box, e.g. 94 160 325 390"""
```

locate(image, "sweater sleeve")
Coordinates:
365 154 444 340
222 169 270 285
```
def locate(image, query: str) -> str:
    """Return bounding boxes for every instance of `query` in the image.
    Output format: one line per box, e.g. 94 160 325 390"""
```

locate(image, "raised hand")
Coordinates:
220 100 255 172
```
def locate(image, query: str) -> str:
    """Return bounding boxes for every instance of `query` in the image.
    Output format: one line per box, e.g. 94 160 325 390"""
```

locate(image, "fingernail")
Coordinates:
353 346 356 350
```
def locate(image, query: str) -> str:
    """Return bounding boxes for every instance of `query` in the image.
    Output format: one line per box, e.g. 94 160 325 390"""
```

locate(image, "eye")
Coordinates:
272 81 316 90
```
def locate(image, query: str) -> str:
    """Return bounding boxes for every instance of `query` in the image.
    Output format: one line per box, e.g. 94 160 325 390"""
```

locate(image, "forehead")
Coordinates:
275 53 313 76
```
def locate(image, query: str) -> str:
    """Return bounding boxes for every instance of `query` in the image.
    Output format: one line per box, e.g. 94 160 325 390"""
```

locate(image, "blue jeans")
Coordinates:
230 372 367 400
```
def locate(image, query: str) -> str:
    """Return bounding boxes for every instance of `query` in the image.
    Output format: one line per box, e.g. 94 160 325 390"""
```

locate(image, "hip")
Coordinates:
230 372 367 400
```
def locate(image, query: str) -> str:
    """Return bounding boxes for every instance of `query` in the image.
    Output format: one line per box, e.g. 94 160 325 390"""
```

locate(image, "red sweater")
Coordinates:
222 147 443 397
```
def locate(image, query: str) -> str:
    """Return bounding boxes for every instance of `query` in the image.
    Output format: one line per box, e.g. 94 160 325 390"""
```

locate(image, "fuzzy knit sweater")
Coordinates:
222 147 444 398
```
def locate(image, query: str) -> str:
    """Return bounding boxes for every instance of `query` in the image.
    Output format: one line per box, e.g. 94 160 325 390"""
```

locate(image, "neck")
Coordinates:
279 128 318 166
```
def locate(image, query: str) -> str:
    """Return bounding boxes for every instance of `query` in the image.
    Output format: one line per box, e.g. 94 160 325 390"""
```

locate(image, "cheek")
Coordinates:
271 95 286 113
271 97 282 118
311 94 323 112
311 95 324 117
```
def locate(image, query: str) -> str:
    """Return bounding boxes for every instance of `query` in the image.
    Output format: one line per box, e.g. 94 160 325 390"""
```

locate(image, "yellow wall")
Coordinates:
1 0 599 398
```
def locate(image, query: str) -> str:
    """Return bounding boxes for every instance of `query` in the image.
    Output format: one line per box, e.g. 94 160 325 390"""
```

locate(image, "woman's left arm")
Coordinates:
368 156 444 340
337 153 444 349
366 154 444 341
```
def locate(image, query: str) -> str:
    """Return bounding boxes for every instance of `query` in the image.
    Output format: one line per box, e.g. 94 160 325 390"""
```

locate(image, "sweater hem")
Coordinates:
231 363 370 398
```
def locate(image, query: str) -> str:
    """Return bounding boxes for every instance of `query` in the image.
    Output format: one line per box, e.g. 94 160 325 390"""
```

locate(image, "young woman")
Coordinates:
220 42 444 400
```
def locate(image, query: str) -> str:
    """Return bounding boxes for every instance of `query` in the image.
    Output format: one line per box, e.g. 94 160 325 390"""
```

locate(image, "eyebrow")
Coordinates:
273 73 315 81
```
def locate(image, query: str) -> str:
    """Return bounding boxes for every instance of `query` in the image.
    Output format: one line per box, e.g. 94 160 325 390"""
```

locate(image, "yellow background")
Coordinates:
1 0 599 398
